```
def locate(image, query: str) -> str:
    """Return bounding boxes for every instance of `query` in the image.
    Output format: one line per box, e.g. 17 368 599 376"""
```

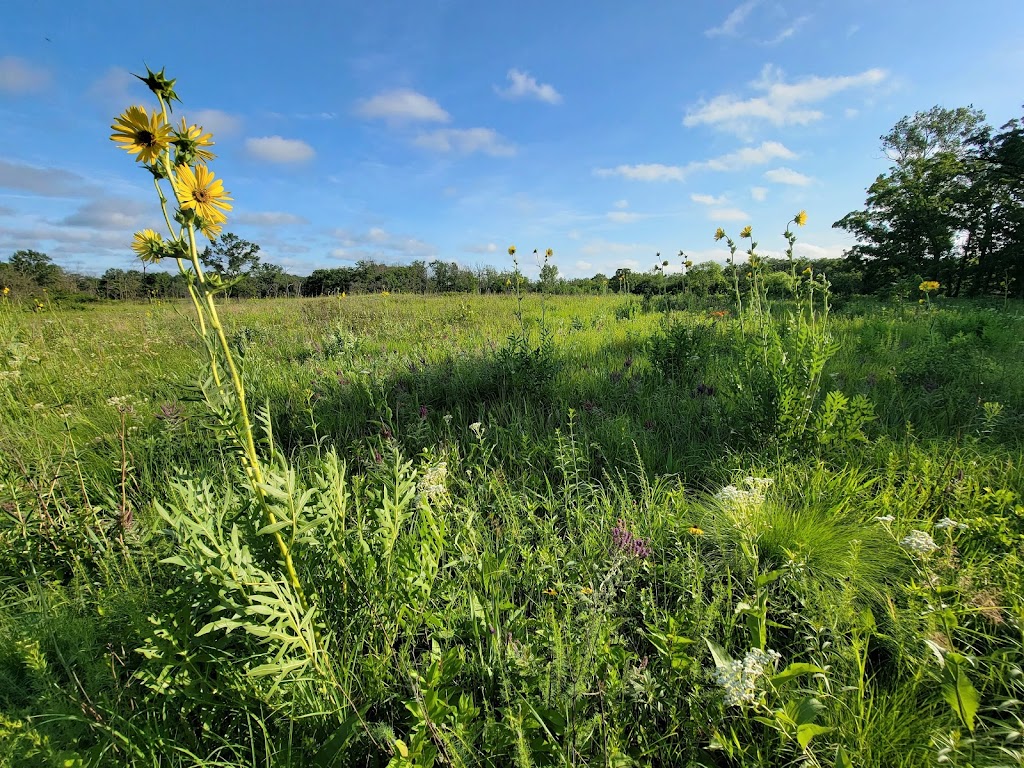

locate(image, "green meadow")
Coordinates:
2 292 1023 766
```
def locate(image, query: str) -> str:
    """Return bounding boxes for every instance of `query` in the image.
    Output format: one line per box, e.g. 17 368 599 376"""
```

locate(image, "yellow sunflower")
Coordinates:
173 118 216 164
919 280 940 292
111 105 173 164
740 225 753 239
794 210 808 227
714 227 726 241
172 164 232 226
131 229 166 263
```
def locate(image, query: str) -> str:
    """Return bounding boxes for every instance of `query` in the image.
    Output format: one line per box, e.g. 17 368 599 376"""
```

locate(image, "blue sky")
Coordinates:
2 0 1023 279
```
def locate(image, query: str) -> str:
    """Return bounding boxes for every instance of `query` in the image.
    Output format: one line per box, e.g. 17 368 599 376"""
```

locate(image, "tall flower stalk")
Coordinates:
110 68 310 615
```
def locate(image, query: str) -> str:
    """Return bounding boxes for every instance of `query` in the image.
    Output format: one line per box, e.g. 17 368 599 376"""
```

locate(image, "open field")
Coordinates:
2 293 1024 766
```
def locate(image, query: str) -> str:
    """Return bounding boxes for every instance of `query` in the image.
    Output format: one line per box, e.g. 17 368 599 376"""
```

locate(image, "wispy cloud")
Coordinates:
751 186 768 201
705 0 760 37
691 193 729 205
192 109 243 136
330 226 436 262
0 159 94 197
764 15 811 45
355 88 450 123
684 64 887 135
413 128 516 157
494 69 563 104
0 56 50 93
764 167 813 186
594 141 796 182
606 210 646 223
708 207 750 222
245 136 316 163
60 198 153 230
234 211 309 226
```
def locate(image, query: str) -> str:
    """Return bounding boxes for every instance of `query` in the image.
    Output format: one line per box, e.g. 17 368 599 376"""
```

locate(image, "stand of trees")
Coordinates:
835 105 1024 296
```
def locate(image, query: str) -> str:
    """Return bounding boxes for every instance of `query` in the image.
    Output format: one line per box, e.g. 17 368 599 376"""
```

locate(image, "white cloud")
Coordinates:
245 136 315 163
751 186 768 201
330 226 436 262
495 69 563 104
691 193 728 206
844 107 859 118
355 88 450 123
192 109 243 136
613 199 629 209
709 207 750 222
575 260 593 272
606 211 645 223
594 163 687 182
0 159 93 197
594 141 795 182
764 15 811 45
465 242 499 255
0 56 49 93
764 167 813 186
684 64 887 135
61 198 152 230
795 242 848 260
234 211 309 226
88 67 135 106
706 0 760 37
413 128 516 157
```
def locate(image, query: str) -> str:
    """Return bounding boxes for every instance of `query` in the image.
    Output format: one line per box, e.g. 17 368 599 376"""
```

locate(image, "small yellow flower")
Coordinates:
111 105 174 164
542 588 558 596
714 227 726 242
381 289 390 296
545 248 554 258
2 286 9 296
803 266 812 275
919 280 940 292
794 210 808 227
508 245 516 256
173 118 216 164
131 229 166 263
688 526 704 536
740 225 753 239
580 586 594 595
684 260 693 268
172 164 232 228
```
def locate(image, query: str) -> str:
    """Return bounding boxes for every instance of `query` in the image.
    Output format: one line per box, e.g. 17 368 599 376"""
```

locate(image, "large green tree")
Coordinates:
199 233 261 294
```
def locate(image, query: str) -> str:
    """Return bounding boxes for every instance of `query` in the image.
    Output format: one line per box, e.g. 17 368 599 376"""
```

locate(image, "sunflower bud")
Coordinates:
134 66 182 110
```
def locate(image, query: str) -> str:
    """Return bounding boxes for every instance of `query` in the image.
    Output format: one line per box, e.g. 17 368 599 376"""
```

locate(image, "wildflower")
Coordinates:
580 586 594 595
417 462 448 504
919 280 940 292
2 286 9 296
739 225 752 239
111 105 174 164
131 229 167 263
688 526 704 536
714 227 726 241
542 588 558 596
934 517 967 531
469 421 485 439
716 477 772 507
443 413 453 426
803 266 812 275
713 648 782 707
794 210 807 227
611 519 652 559
546 248 554 258
419 404 428 419
685 260 693 268
508 245 516 256
172 118 216 165
381 290 390 296
901 530 938 555
172 164 232 228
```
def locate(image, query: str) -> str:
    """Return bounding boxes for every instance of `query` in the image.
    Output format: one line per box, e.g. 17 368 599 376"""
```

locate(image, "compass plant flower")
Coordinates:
131 229 168 263
172 164 233 230
173 118 216 165
111 105 174 164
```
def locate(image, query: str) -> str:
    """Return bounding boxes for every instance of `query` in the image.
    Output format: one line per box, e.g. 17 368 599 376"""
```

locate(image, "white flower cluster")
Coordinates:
716 476 773 507
417 462 448 505
713 648 781 707
934 517 967 531
901 530 938 555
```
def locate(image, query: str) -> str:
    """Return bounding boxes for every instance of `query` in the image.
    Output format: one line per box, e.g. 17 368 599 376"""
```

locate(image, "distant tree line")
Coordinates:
836 105 1024 297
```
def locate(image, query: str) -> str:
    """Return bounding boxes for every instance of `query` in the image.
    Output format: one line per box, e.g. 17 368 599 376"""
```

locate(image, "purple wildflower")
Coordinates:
611 518 652 559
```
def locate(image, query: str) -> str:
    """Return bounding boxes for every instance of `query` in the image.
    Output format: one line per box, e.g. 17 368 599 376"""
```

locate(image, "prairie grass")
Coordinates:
1 293 1023 766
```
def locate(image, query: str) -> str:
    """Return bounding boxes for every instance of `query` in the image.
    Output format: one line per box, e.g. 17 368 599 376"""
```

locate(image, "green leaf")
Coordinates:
705 638 733 668
835 745 853 768
797 723 832 750
941 660 980 733
770 663 827 686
